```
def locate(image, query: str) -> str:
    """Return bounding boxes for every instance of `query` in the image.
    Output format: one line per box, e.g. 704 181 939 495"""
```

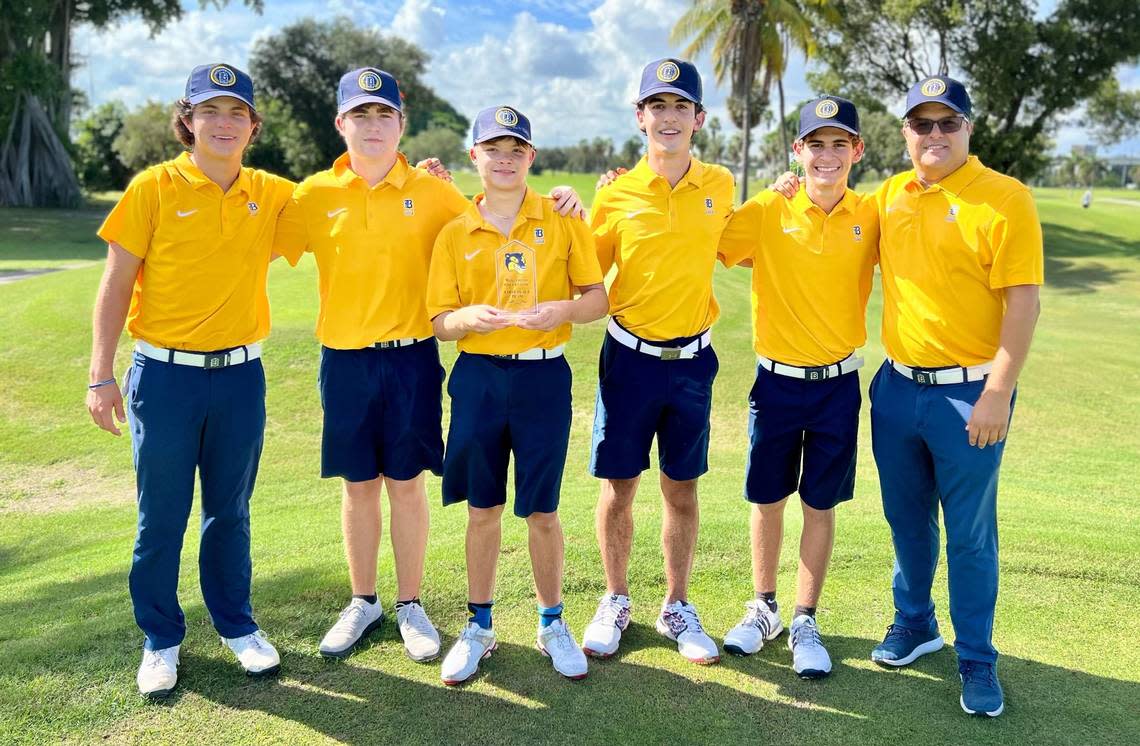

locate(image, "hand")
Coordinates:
595 167 628 192
514 301 571 331
769 171 799 198
87 382 126 436
965 388 1012 448
549 187 586 220
453 305 513 334
415 157 453 182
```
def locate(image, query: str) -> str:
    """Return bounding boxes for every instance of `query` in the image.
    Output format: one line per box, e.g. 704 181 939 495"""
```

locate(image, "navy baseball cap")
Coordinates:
472 106 533 146
637 58 702 106
185 63 255 111
796 96 860 140
905 76 972 117
338 68 402 115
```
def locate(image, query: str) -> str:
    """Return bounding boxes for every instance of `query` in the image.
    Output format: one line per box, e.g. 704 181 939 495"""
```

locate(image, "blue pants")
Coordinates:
870 361 1014 664
125 352 265 650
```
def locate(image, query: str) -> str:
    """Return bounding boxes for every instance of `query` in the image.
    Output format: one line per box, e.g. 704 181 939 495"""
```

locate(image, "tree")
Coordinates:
73 101 130 191
809 0 1140 180
249 18 468 176
1 0 261 206
673 0 824 200
401 127 466 171
1085 76 1140 147
619 136 644 167
692 115 727 165
112 102 183 174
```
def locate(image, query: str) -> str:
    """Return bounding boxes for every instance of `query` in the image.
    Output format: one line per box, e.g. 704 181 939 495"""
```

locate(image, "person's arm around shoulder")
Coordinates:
87 243 143 436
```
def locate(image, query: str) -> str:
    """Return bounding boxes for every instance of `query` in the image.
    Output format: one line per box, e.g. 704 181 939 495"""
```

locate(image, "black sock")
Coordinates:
353 594 378 605
394 597 420 610
794 604 816 618
756 591 778 612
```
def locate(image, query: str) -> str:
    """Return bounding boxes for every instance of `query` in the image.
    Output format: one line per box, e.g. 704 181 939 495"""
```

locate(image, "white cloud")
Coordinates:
391 0 447 47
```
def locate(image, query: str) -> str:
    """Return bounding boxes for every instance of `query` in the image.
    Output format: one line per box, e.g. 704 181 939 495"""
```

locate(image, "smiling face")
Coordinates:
470 136 535 192
335 103 404 161
636 93 705 156
185 97 254 159
793 126 864 189
902 102 972 182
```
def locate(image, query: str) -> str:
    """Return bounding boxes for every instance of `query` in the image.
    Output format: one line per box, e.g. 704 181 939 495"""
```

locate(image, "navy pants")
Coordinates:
125 352 265 650
870 361 1014 664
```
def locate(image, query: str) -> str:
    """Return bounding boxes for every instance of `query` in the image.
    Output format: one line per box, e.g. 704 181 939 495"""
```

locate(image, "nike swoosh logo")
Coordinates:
176 209 197 217
626 210 644 219
464 250 482 260
782 226 800 234
327 208 347 218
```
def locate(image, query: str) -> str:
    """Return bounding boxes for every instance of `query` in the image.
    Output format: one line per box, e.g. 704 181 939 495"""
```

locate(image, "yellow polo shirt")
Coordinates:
591 156 734 341
97 151 295 351
720 188 880 366
876 156 1044 367
426 189 603 355
274 153 470 349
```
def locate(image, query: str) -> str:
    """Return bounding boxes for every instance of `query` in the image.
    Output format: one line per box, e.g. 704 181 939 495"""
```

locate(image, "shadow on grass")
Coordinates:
1041 222 1139 293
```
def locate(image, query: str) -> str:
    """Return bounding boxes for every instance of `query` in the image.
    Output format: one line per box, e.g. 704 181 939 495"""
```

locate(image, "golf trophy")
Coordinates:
494 240 538 317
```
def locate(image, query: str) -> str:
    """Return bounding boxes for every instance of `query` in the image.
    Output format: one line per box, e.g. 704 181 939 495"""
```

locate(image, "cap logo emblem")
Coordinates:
358 70 383 92
495 108 519 127
815 99 839 118
209 65 237 87
921 78 947 97
656 61 681 83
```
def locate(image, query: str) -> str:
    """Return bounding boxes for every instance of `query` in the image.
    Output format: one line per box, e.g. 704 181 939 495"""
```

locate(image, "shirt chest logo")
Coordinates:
704 197 714 215
247 201 259 216
852 225 862 241
403 198 415 216
945 204 959 222
533 227 545 245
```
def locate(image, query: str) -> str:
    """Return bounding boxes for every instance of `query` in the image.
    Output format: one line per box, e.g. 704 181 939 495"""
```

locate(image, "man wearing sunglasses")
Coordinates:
868 76 1043 718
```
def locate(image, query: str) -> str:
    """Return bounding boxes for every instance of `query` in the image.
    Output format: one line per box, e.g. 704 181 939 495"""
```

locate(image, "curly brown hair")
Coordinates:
171 98 263 150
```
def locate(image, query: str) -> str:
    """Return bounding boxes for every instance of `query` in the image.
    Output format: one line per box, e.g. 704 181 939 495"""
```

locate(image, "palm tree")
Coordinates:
672 0 829 200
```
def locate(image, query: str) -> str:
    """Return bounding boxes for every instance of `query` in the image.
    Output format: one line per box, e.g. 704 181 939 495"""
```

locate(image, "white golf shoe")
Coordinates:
319 598 384 658
440 623 497 685
581 594 631 658
788 614 832 679
221 630 281 676
396 601 441 662
537 619 589 680
656 600 720 664
723 599 784 656
137 645 179 699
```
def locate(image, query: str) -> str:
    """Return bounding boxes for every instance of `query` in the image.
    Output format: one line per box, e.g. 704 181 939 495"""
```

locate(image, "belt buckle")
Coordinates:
804 365 828 381
913 370 933 385
659 347 682 361
376 341 395 349
203 352 229 369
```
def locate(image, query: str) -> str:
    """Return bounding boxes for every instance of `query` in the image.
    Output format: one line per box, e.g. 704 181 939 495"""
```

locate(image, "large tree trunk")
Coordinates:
0 92 81 207
47 0 74 133
777 76 788 167
741 85 751 202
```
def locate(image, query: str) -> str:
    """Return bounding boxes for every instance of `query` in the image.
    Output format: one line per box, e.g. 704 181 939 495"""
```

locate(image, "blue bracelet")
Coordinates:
88 378 116 390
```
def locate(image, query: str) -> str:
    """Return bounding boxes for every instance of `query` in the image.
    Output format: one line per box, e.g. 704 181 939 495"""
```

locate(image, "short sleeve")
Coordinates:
426 227 462 319
97 171 158 258
565 214 605 287
718 198 763 267
273 190 310 267
590 193 616 276
988 189 1044 289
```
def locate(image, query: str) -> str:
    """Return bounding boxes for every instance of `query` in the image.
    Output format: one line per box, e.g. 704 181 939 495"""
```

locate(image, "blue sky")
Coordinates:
71 0 1140 158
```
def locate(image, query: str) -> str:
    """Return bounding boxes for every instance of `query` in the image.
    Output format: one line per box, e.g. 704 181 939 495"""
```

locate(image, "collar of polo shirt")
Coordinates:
174 151 252 196
332 152 411 190
462 188 544 234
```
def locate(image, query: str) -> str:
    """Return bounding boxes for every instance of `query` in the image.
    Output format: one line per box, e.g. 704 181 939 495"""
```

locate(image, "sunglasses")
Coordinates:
905 116 967 135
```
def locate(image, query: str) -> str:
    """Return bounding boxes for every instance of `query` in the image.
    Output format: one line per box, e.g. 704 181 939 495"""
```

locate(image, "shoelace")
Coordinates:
334 603 370 632
548 623 575 652
960 661 997 687
883 624 913 645
144 651 172 669
674 604 705 635
792 620 822 648
743 603 771 634
400 604 433 637
592 598 627 627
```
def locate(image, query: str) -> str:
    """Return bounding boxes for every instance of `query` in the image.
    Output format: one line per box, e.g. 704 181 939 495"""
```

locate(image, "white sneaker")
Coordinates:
221 630 281 676
396 601 441 662
137 645 179 699
440 623 497 685
723 599 784 656
537 619 589 680
656 600 720 664
319 598 384 658
788 614 832 679
582 594 631 658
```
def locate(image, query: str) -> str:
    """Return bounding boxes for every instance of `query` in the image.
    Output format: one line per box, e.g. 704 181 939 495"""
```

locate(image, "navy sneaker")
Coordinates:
959 660 1004 717
870 624 944 666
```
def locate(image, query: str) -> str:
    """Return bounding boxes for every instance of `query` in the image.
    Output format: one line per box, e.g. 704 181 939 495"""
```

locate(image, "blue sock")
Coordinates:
538 601 564 628
468 601 493 629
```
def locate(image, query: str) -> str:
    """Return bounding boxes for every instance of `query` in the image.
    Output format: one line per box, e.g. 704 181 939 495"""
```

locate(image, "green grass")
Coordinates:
0 185 1138 745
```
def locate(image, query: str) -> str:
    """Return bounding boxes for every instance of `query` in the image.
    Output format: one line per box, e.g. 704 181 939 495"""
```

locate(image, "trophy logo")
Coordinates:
495 240 538 316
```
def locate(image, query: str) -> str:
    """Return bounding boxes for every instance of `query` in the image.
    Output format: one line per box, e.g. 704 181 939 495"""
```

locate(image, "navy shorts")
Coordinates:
589 330 719 481
318 340 445 482
442 352 572 517
745 363 861 510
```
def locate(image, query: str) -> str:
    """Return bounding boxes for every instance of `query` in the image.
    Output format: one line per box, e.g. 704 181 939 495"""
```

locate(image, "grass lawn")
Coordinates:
0 185 1137 745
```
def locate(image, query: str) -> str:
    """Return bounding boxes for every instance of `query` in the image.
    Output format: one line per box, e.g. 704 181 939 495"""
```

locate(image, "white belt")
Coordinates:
371 336 431 349
758 353 863 381
889 358 993 385
136 340 262 369
492 345 565 361
607 318 711 361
